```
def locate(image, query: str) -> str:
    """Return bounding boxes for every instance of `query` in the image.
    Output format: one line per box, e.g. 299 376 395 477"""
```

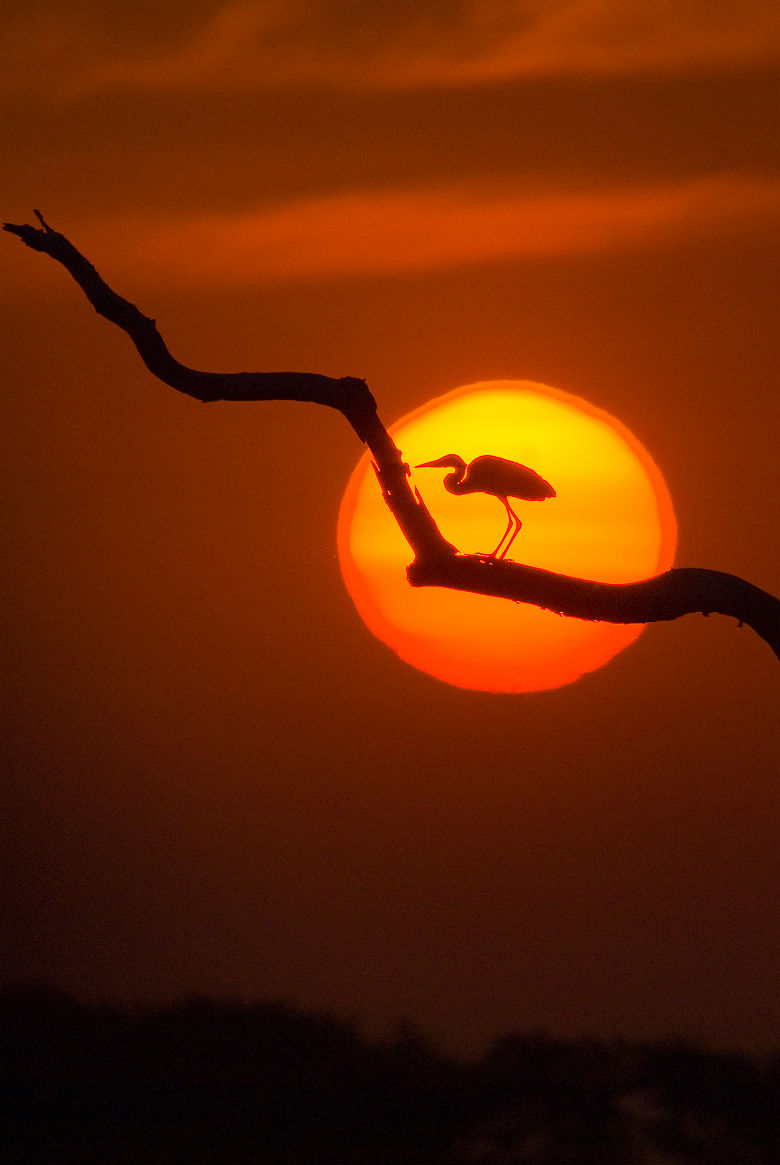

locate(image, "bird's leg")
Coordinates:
496 502 522 560
498 519 522 559
490 500 516 559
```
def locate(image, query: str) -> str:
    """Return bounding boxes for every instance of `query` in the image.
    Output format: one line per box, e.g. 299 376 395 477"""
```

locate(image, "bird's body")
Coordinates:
415 453 555 559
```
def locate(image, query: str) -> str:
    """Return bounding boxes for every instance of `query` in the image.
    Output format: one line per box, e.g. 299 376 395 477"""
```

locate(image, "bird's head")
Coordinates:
415 454 466 473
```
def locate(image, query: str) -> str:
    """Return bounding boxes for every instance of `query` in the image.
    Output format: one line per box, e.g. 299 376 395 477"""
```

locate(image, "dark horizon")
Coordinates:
6 980 780 1163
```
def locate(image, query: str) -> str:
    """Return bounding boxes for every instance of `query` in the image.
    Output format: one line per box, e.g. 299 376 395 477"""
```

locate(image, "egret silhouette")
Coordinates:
415 453 556 559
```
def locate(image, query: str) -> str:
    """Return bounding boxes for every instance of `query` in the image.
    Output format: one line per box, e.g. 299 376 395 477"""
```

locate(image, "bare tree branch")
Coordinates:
3 211 376 429
5 212 779 661
408 558 780 657
3 212 451 562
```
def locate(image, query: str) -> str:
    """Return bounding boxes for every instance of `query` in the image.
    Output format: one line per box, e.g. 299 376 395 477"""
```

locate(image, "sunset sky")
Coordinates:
3 0 779 1056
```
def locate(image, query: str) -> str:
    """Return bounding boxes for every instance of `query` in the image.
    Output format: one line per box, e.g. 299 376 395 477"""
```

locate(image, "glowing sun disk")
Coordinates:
338 381 676 691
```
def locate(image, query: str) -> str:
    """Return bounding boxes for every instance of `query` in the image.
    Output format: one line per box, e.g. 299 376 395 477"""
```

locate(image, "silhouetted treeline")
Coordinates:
3 982 780 1163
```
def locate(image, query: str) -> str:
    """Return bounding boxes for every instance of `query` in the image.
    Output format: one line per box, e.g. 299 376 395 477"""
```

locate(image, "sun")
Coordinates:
337 381 677 692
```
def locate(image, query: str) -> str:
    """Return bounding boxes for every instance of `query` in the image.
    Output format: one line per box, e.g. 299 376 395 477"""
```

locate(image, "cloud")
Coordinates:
4 0 780 97
40 173 780 290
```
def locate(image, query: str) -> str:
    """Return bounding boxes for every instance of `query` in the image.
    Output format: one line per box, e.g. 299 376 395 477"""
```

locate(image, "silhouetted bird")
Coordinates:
415 453 556 559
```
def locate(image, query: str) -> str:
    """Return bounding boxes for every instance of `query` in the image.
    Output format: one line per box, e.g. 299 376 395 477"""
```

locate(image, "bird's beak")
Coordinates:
415 458 447 469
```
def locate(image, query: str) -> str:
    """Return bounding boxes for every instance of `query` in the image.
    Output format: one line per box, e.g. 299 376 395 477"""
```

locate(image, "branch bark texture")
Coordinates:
5 212 779 661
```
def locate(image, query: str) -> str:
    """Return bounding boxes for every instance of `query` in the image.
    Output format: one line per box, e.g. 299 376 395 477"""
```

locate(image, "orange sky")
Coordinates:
2 0 779 1056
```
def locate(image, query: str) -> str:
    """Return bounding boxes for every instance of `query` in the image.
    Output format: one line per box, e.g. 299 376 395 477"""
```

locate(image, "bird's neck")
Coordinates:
444 469 467 492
